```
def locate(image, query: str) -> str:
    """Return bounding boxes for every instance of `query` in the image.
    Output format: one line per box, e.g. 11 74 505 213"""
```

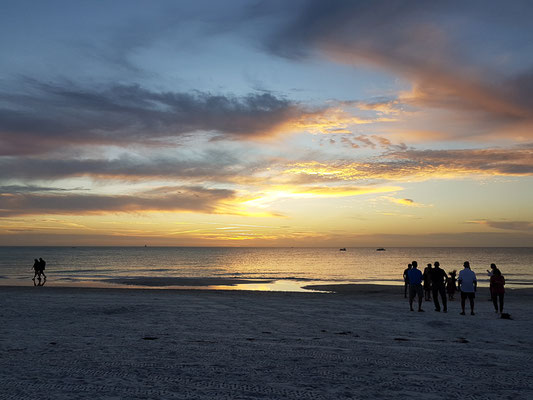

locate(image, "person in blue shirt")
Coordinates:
458 261 477 315
407 260 424 312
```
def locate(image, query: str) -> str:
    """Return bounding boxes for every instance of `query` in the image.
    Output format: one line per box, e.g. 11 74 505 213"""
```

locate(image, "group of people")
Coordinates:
32 258 47 286
403 261 506 316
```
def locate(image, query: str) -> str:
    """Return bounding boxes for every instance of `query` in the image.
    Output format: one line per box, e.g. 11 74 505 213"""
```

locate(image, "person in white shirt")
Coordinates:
458 261 477 315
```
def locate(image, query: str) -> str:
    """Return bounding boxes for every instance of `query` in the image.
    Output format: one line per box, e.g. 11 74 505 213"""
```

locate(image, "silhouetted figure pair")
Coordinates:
429 261 448 312
458 261 477 315
32 258 46 286
407 261 424 312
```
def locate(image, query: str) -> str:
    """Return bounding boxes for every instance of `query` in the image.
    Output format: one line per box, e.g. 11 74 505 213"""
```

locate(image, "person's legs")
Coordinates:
432 287 440 311
499 293 504 313
404 282 408 298
469 294 475 315
439 285 448 312
492 293 498 312
417 286 424 311
460 292 466 314
409 287 415 311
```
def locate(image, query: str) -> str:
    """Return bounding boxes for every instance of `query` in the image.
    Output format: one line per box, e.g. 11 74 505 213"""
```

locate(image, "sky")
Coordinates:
1 0 532 246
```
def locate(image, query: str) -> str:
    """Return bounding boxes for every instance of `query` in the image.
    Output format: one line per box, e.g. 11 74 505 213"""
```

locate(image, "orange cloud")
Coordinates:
382 196 429 207
284 147 533 183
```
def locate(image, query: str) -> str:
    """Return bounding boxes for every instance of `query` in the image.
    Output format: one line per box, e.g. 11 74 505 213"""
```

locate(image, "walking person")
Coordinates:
423 263 432 301
490 268 505 314
407 261 424 312
38 258 47 281
458 261 477 315
32 258 41 284
430 261 448 312
403 263 412 298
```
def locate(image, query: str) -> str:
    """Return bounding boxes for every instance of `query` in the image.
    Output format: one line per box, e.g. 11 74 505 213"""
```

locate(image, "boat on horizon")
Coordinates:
376 248 386 251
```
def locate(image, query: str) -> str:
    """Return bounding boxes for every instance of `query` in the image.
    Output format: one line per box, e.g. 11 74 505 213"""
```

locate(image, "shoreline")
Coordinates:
2 281 533 297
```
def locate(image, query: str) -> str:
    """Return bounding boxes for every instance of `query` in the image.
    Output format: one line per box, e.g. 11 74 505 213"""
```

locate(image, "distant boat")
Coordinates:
376 248 386 251
339 248 347 251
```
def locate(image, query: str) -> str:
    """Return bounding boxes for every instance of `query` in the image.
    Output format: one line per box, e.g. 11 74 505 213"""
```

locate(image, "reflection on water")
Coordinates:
210 279 336 292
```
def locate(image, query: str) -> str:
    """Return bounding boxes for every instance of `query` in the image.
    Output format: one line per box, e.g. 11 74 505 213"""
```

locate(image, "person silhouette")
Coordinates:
486 263 500 300
403 263 412 298
430 261 448 312
38 258 47 281
458 261 477 315
32 258 41 284
490 268 505 314
447 270 457 300
423 263 432 301
407 261 424 312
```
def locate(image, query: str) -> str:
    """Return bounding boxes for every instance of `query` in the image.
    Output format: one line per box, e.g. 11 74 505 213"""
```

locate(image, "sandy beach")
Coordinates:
1 284 532 399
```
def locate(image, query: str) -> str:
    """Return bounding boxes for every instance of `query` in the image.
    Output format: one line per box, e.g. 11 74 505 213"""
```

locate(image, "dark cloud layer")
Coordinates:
1 146 531 186
389 148 533 176
473 220 533 232
0 81 312 155
285 146 533 185
0 186 235 217
0 153 248 181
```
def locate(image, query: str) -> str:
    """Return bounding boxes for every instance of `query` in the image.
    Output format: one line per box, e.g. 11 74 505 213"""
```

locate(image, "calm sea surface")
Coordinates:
1 247 532 291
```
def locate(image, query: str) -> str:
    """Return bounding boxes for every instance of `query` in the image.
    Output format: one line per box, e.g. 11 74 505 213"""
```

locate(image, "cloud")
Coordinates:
252 0 533 136
0 186 236 217
0 153 250 182
0 185 85 194
389 148 533 176
0 80 338 155
467 219 533 231
0 79 389 156
339 134 407 151
284 146 533 183
382 197 428 207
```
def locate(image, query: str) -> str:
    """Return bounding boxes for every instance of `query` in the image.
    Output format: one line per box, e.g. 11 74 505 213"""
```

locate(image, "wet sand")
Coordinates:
1 285 532 399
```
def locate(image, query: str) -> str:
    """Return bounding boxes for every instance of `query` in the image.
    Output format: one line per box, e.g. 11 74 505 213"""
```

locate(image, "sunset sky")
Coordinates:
1 0 532 246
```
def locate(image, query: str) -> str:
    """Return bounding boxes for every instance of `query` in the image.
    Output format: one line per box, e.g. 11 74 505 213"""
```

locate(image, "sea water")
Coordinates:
1 247 532 291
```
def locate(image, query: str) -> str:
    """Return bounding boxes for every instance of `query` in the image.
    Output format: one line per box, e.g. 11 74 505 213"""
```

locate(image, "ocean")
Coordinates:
1 247 532 291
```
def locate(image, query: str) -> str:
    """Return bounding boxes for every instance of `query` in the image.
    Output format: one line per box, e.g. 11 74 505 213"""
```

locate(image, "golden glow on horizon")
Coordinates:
239 184 402 209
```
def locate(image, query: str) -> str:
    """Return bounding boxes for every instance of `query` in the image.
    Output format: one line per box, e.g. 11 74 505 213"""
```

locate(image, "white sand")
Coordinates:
1 285 532 399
